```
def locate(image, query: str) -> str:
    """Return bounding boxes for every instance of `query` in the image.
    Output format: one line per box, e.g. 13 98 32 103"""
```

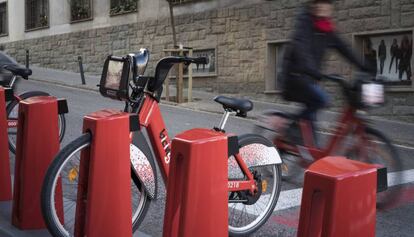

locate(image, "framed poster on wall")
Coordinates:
360 32 412 85
187 48 216 77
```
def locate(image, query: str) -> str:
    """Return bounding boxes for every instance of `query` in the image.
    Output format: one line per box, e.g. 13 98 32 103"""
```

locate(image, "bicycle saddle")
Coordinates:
2 64 32 79
214 95 253 116
0 52 31 80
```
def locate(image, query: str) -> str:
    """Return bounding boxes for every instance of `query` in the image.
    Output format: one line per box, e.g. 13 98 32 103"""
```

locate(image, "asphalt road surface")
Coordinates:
10 80 414 237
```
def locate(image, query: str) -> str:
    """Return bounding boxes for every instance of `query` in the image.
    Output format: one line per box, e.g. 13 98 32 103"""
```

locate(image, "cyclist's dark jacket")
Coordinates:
282 7 366 101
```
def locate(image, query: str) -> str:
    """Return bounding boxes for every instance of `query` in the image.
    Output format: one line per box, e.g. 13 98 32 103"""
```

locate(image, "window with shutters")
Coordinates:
110 0 138 16
0 2 7 36
71 0 92 22
25 0 49 31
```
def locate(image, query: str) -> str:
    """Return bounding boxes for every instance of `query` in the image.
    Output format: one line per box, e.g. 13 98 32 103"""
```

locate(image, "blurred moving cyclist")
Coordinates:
281 0 371 144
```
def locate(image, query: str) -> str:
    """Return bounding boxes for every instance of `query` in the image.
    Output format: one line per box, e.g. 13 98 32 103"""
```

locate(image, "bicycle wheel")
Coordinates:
345 126 402 208
6 91 66 154
253 112 300 180
228 134 282 236
41 133 151 237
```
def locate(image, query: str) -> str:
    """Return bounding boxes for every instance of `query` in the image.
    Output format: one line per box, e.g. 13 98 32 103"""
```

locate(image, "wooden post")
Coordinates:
163 47 193 103
188 49 193 102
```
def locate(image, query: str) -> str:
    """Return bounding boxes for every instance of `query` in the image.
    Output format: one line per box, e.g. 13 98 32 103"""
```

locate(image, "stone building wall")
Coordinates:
2 0 414 122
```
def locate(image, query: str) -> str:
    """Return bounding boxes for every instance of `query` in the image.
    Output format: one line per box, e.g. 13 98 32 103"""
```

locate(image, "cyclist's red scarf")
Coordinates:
313 17 335 33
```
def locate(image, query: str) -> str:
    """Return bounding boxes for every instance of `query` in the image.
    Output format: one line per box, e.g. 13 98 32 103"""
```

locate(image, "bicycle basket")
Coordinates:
99 55 131 101
352 81 385 108
362 83 384 106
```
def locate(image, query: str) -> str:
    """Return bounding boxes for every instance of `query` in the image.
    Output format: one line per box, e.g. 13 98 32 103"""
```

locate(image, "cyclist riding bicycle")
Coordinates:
281 0 374 145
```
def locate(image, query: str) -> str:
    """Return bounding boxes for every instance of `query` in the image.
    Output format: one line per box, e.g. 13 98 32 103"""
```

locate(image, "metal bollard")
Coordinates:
78 56 86 85
25 50 29 69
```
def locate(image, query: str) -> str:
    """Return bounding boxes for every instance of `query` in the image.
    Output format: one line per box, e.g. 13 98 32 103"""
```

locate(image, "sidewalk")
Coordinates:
30 66 414 146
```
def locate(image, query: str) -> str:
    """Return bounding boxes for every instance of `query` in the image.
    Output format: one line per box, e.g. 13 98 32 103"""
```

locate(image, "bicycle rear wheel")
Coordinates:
6 91 66 154
41 133 150 237
228 134 282 236
345 126 403 208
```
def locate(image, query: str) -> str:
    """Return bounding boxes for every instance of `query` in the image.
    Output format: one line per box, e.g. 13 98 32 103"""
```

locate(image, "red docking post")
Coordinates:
163 128 232 237
74 110 135 237
0 87 13 201
297 156 386 237
12 96 67 229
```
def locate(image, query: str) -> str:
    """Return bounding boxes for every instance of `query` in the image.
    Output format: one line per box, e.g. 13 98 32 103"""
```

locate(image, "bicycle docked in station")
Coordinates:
41 49 283 237
0 52 66 153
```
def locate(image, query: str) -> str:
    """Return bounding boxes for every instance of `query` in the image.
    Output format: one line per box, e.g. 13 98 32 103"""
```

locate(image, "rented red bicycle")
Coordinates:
255 74 402 207
41 49 283 237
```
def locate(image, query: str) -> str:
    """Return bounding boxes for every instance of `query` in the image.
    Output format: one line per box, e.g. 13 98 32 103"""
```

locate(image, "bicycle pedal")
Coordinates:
281 163 289 173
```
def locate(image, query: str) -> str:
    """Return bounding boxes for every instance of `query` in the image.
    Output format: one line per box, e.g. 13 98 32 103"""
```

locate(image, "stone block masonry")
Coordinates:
2 0 414 122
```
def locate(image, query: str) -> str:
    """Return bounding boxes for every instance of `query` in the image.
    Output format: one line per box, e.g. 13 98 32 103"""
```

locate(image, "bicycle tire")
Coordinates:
253 112 300 180
346 126 403 208
6 91 66 154
41 133 151 237
228 134 282 237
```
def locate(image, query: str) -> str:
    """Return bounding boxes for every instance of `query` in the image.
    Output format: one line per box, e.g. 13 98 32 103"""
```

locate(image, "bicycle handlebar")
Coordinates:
2 64 32 80
323 74 349 90
158 56 208 65
323 74 346 82
188 56 208 65
323 72 378 89
147 56 208 93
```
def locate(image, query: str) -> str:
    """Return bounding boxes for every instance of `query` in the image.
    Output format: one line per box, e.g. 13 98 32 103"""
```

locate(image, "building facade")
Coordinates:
0 0 413 122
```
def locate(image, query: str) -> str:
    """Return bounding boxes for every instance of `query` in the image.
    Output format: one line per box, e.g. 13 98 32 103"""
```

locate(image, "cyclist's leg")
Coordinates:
299 83 329 146
282 76 308 144
283 77 328 145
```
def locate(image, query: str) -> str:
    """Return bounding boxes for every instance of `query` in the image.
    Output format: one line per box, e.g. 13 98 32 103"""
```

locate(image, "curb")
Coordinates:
30 77 99 92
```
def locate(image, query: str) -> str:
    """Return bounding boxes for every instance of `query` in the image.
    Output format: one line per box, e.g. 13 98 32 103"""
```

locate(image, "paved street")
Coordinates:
4 80 414 237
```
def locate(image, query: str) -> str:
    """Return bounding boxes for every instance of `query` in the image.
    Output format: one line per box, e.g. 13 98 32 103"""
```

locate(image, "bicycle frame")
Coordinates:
275 106 367 162
6 94 22 128
133 94 259 196
4 75 20 129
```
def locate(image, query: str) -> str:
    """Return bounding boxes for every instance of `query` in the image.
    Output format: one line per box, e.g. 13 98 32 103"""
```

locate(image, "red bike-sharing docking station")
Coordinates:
0 86 13 201
297 156 387 237
74 110 139 237
163 128 237 237
12 96 68 229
